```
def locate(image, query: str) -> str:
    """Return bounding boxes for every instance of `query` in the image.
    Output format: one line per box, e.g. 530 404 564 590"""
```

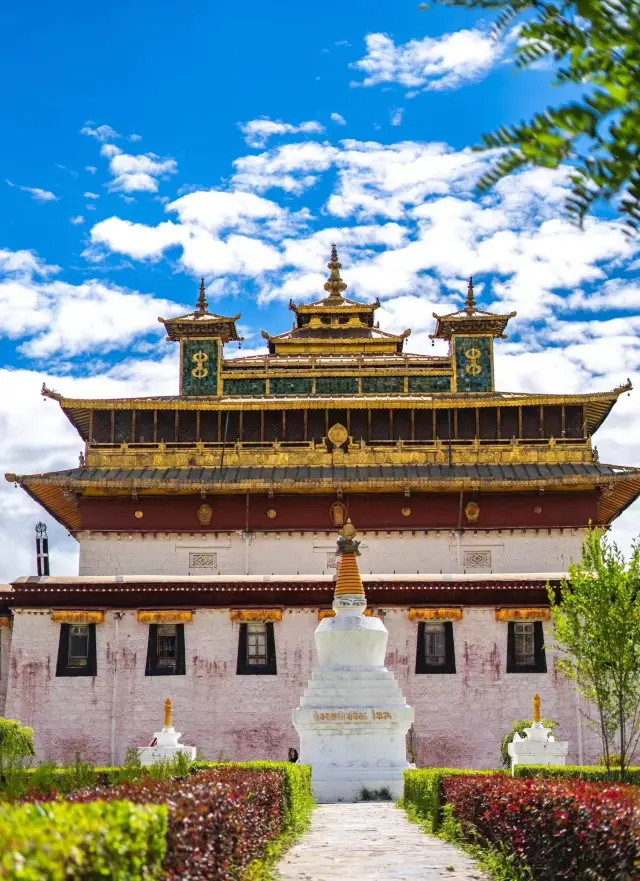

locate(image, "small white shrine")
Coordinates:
508 694 568 774
138 698 197 766
293 522 414 802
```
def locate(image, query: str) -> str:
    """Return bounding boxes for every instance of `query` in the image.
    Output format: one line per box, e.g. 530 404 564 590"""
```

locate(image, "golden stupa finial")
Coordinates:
323 244 348 298
334 519 365 598
164 697 173 728
464 276 476 314
196 278 208 313
533 693 541 724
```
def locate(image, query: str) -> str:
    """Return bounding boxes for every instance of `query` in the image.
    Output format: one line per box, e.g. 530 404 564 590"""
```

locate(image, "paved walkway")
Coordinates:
276 803 489 881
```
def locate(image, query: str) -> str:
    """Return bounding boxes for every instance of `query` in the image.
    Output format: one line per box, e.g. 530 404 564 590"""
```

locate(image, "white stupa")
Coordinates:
293 521 414 802
508 694 568 773
138 698 197 766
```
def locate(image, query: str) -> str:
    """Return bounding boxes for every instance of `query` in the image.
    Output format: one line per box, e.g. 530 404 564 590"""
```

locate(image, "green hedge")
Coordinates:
513 764 640 783
192 761 314 834
403 769 502 832
0 800 167 880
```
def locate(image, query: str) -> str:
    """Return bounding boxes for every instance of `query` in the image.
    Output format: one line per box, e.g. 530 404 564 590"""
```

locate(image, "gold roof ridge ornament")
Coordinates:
324 243 348 299
430 274 517 342
196 277 208 314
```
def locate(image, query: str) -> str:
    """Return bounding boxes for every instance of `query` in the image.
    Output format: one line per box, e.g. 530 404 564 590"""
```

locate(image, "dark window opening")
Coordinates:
415 621 456 674
113 410 133 444
479 407 498 440
307 410 326 442
392 410 411 440
145 623 186 676
543 406 563 439
157 411 176 442
506 621 547 673
456 409 476 440
565 406 584 439
264 411 282 442
500 407 518 440
56 623 97 677
522 406 541 440
222 411 241 443
414 410 433 441
350 410 368 442
243 411 262 442
134 410 155 443
370 409 391 441
178 411 197 442
286 410 305 441
435 409 451 441
237 622 277 675
92 410 112 443
200 411 219 442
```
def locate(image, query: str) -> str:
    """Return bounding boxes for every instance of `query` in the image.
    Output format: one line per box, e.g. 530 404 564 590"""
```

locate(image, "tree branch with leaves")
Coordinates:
421 0 640 232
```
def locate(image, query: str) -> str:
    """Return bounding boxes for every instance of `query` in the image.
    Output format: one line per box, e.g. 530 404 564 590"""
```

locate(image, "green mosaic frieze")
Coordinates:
270 377 314 396
223 378 267 396
315 376 360 395
408 375 451 393
181 339 220 396
362 375 405 394
454 336 493 393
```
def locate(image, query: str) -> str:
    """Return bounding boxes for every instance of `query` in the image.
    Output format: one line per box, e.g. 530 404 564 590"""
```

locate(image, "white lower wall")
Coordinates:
77 530 583 577
3 607 600 768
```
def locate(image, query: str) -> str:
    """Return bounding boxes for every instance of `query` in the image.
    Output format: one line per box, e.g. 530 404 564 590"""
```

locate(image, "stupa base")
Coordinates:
311 764 409 803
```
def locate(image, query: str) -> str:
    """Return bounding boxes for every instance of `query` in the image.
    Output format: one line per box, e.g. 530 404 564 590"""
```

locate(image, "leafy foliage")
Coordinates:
0 718 35 766
403 768 503 832
500 718 558 768
0 800 167 881
65 768 290 881
548 528 640 777
422 0 640 232
514 762 640 782
443 775 640 879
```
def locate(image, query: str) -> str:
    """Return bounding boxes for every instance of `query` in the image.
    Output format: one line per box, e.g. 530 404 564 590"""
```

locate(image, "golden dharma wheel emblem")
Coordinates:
340 519 356 539
401 506 412 517
464 501 480 523
266 508 277 519
134 510 144 519
196 503 213 526
327 422 348 448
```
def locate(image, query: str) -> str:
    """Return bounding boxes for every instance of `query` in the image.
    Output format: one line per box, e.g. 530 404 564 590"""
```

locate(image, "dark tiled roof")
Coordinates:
27 462 639 484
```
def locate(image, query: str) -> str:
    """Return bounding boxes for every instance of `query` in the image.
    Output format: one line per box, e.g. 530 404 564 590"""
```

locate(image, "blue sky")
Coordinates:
0 0 638 579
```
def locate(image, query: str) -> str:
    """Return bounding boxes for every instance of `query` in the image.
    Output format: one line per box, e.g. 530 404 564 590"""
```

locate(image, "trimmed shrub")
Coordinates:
0 800 167 880
0 718 35 766
514 763 640 784
66 767 294 881
443 775 640 881
403 768 502 832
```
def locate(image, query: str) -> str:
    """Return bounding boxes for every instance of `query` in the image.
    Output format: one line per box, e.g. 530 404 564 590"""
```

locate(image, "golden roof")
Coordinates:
431 277 517 341
159 278 243 343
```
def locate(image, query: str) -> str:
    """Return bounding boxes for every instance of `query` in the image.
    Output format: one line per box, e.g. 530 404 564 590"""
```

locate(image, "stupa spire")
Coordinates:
334 520 365 599
464 275 476 314
196 277 208 313
323 244 348 299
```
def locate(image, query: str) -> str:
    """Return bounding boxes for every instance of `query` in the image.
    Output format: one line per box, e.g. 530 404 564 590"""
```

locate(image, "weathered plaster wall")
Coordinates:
0 625 12 716
77 530 583 577
4 607 600 768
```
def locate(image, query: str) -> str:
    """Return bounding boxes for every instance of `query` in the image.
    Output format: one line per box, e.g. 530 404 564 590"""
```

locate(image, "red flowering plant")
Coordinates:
443 775 640 881
64 767 285 881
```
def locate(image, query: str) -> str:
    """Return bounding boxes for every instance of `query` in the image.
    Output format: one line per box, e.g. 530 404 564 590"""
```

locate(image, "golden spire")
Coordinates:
334 520 365 597
533 693 541 724
164 697 173 728
464 276 476 314
323 244 348 299
196 278 208 314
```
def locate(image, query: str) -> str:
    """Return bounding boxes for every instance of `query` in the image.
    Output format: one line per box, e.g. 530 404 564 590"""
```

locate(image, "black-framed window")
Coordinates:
145 623 186 676
415 621 456 674
56 623 97 677
237 622 277 675
507 621 547 673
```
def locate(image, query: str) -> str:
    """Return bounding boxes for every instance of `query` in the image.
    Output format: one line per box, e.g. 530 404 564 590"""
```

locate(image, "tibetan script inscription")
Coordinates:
313 710 392 722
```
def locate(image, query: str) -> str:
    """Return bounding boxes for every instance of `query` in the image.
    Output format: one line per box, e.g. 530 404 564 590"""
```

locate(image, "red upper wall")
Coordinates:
77 490 600 533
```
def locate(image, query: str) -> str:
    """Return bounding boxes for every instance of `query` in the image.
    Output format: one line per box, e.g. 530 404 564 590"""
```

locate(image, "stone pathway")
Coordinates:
276 803 489 881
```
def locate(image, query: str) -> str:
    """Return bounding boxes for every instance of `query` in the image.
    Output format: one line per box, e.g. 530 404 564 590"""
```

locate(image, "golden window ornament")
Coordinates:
196 503 213 525
134 510 144 519
50 611 105 624
327 423 348 448
329 501 347 526
464 501 480 523
401 506 412 517
137 611 194 624
266 508 277 519
495 608 551 622
409 608 463 622
230 609 283 622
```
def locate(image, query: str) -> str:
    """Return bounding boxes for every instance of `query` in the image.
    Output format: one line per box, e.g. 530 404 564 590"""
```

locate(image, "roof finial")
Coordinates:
196 278 208 314
465 276 476 314
324 244 348 298
333 520 365 599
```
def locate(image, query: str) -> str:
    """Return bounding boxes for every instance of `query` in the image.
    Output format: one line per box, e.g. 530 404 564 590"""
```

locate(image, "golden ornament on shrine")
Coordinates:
464 501 480 523
164 697 173 728
533 693 541 724
197 503 213 525
327 423 348 448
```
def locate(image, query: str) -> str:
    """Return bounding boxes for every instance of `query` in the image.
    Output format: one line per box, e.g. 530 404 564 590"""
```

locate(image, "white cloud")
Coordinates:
239 117 325 148
80 122 121 141
6 179 58 202
232 142 338 193
129 133 142 142
97 144 178 193
351 29 510 92
84 191 100 199
70 215 85 225
86 166 97 174
331 112 347 126
390 108 404 126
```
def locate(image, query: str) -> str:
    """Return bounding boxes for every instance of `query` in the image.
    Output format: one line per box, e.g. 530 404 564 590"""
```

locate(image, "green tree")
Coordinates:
422 0 640 232
0 718 35 770
548 528 640 778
